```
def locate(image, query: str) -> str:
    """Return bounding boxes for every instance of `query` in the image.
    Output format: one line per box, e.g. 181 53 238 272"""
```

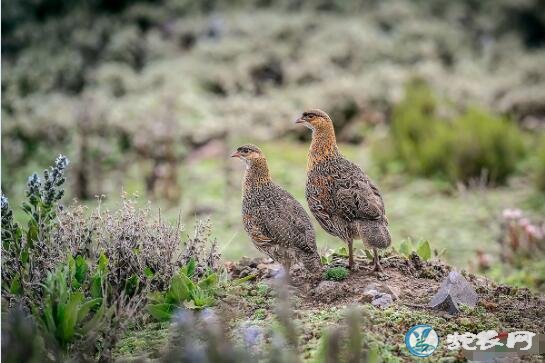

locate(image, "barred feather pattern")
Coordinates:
241 157 321 273
305 129 391 250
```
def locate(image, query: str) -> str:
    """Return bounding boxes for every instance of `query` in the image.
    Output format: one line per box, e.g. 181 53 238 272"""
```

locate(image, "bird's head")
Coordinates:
295 109 332 131
231 144 264 162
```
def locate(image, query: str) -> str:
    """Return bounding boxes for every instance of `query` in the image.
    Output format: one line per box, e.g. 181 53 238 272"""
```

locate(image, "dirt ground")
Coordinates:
226 253 545 362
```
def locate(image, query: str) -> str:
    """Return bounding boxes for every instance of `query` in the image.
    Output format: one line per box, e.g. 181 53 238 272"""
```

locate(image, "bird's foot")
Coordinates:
360 264 390 279
348 262 360 271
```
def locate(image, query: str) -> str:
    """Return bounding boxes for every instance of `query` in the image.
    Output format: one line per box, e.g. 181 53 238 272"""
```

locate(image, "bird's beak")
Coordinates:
295 117 305 124
231 151 241 158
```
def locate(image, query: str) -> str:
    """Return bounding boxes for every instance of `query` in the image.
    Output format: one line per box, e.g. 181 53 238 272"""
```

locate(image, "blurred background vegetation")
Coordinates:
2 0 545 289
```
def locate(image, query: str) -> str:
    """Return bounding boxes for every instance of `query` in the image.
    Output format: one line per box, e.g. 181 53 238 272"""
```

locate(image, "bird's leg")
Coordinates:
348 239 355 270
373 248 382 272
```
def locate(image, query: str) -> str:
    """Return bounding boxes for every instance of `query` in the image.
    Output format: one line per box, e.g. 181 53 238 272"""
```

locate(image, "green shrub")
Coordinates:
36 262 105 348
396 238 438 261
147 259 219 321
1 155 69 299
1 154 224 358
324 266 349 281
375 80 526 185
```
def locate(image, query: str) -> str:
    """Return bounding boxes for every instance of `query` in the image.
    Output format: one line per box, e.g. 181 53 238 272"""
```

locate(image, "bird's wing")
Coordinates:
305 173 338 234
333 158 386 222
256 186 317 253
243 214 272 242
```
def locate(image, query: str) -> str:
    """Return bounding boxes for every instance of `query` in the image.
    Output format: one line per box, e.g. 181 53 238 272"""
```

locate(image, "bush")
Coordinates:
1 155 223 359
324 267 349 281
147 259 219 321
484 208 545 291
375 80 526 185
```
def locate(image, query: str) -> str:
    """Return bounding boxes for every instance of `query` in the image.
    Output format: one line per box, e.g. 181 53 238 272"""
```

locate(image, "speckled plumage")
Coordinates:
297 110 391 271
233 144 321 275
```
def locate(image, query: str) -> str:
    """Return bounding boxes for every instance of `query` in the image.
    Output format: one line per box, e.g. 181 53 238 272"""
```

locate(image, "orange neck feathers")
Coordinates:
244 157 271 190
307 122 339 170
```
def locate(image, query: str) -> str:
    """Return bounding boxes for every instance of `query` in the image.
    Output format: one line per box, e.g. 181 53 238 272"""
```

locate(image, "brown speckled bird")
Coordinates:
296 109 391 271
232 144 322 276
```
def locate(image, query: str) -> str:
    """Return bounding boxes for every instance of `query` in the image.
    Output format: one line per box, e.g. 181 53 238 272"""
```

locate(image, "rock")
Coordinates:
429 271 478 315
359 289 379 303
363 282 399 300
371 293 393 309
239 256 252 267
358 283 396 308
266 266 282 278
314 280 345 302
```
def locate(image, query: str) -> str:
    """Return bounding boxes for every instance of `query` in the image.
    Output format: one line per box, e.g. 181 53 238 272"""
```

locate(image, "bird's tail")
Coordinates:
357 220 391 249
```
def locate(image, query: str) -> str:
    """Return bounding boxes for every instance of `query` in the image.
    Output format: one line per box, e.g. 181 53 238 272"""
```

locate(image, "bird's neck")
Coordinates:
243 158 271 191
308 123 339 170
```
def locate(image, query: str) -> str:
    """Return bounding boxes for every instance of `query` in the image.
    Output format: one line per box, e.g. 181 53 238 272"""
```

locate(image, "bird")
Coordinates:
231 144 322 278
295 109 391 272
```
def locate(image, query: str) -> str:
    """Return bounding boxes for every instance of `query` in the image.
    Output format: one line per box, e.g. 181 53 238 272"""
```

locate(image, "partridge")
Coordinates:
296 109 391 271
232 144 321 277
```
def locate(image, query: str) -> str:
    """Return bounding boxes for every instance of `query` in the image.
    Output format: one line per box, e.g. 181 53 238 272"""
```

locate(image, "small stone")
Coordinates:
315 280 339 294
359 289 379 303
314 280 344 302
429 271 478 315
363 283 399 300
239 256 252 266
239 267 252 277
371 293 393 308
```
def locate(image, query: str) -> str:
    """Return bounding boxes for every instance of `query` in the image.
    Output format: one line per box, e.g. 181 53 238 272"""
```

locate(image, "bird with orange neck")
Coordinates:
296 109 391 272
232 144 322 278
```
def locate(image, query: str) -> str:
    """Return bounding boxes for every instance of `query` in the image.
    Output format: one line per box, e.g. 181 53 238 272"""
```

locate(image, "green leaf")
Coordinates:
180 273 195 293
144 266 155 278
82 301 109 333
147 303 175 322
198 273 218 290
97 253 109 274
336 246 349 257
147 291 166 304
90 274 103 299
26 220 39 247
320 255 329 265
9 274 23 295
417 240 432 261
21 202 32 215
398 240 412 257
41 300 56 335
364 249 374 260
184 259 196 278
191 288 214 309
232 274 257 284
74 255 88 285
125 274 140 296
166 274 190 304
20 248 29 264
77 298 102 323
58 292 84 346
